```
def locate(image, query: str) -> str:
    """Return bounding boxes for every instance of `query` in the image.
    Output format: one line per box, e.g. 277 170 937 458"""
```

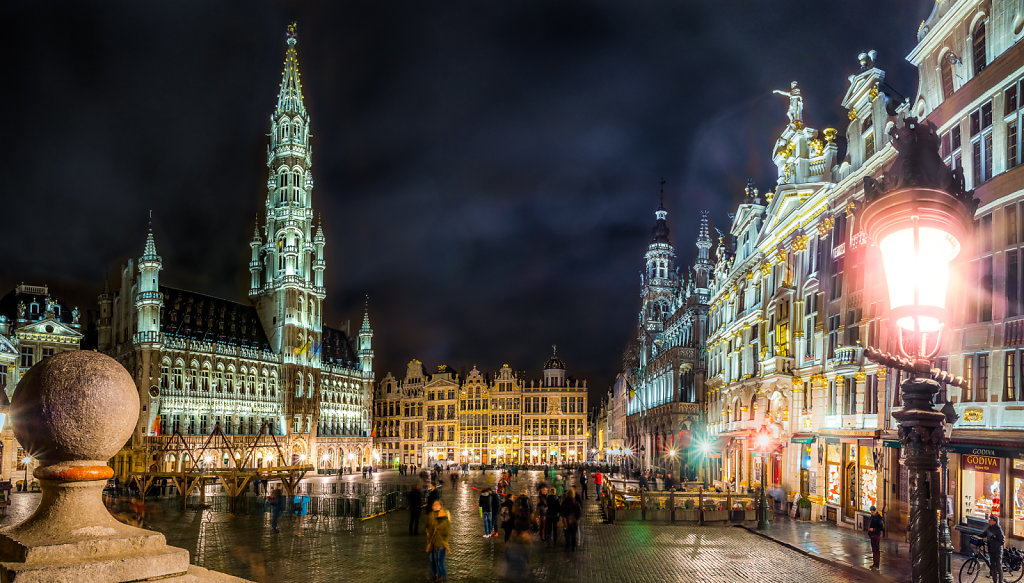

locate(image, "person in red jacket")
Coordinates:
593 471 603 499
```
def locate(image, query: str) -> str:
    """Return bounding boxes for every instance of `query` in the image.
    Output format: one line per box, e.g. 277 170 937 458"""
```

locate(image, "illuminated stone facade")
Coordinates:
696 0 1023 538
620 200 709 476
98 26 373 478
372 352 586 467
0 285 84 484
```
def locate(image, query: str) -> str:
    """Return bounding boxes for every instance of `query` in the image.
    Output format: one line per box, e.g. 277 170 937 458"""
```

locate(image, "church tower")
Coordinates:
250 23 324 356
136 227 163 339
692 210 713 296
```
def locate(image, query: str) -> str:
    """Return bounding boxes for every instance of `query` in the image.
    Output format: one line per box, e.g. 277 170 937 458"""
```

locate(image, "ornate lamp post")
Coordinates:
860 118 976 583
755 426 771 530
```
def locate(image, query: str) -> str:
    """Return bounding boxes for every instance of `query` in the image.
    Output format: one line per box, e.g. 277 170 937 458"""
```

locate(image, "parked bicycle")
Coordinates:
959 536 1024 582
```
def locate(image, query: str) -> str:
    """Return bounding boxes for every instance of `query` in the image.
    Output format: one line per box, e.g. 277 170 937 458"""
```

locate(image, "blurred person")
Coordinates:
479 487 495 537
560 489 581 551
425 499 451 583
269 485 285 533
408 485 423 535
292 485 310 536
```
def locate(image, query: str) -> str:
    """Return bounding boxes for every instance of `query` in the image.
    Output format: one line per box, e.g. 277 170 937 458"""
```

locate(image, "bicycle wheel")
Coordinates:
1004 560 1024 583
960 558 982 583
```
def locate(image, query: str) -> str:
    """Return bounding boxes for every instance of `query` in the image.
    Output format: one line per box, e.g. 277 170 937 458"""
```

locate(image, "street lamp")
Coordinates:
21 457 31 492
755 427 771 530
699 439 712 488
860 118 977 583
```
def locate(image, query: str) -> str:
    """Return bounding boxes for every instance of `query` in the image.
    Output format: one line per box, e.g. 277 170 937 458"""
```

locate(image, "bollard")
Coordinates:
0 351 247 582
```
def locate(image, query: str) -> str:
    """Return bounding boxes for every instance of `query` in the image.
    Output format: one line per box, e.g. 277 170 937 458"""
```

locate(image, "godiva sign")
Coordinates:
962 454 1001 473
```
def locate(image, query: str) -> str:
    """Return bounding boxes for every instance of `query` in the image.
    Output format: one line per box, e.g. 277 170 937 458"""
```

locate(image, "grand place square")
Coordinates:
0 1 1022 581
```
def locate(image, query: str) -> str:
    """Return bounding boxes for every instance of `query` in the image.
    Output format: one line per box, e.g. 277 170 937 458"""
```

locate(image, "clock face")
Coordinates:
149 386 159 397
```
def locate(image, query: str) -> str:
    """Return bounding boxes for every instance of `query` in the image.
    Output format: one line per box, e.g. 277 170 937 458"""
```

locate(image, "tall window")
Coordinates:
972 22 987 75
804 292 818 358
20 347 33 368
980 255 994 322
977 353 989 402
941 55 955 99
843 377 857 415
970 101 994 186
1009 249 1020 318
941 124 962 170
1007 78 1023 170
963 356 975 402
864 374 878 415
1006 351 1018 401
862 113 875 159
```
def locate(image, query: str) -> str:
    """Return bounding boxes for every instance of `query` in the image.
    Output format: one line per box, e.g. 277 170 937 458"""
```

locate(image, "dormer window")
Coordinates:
862 113 874 159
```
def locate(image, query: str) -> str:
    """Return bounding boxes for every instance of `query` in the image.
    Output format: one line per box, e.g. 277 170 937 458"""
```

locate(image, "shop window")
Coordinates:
826 443 841 506
1014 460 1024 536
962 454 1001 521
859 445 878 512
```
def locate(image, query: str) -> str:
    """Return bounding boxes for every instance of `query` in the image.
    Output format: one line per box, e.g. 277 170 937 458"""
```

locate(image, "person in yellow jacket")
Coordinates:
425 499 451 583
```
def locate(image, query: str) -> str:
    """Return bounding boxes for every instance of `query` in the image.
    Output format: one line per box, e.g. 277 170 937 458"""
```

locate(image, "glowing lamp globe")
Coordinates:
859 118 977 354
755 431 770 451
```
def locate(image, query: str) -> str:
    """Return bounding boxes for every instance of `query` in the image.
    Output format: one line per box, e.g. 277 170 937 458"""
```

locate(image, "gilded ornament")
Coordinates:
759 262 772 277
876 368 887 380
847 108 858 121
823 128 838 142
746 271 754 280
868 85 879 100
810 138 824 156
792 234 808 251
845 201 856 216
854 371 867 381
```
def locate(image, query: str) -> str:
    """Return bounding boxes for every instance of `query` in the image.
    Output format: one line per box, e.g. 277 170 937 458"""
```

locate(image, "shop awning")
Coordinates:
790 433 815 444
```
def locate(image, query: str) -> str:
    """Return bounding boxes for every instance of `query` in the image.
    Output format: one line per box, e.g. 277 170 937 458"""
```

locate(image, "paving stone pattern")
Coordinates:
1 472 874 582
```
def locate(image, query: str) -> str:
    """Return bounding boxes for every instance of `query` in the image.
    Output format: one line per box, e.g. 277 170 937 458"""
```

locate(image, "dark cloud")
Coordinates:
1 0 931 400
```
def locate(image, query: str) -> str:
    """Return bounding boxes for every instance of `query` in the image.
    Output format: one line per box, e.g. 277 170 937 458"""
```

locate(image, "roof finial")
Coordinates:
147 209 153 231
552 344 557 356
659 177 666 209
286 22 298 44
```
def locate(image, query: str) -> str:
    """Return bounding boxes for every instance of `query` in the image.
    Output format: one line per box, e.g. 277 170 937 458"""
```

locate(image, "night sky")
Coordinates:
2 1 932 400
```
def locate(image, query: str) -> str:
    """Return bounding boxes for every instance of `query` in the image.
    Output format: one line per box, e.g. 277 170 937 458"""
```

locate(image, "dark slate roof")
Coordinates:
321 325 358 368
0 285 78 326
159 287 271 351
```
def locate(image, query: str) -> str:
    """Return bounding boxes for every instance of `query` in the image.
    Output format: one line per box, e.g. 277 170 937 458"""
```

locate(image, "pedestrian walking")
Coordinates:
425 500 451 583
408 485 423 535
561 489 581 551
536 486 549 541
292 486 310 536
269 485 284 533
867 505 884 569
479 487 495 537
545 487 561 545
489 488 501 537
593 471 603 499
500 493 515 542
985 514 1006 583
580 471 588 499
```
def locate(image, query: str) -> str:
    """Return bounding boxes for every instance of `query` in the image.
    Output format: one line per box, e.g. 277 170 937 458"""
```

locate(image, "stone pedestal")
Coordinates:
0 351 249 582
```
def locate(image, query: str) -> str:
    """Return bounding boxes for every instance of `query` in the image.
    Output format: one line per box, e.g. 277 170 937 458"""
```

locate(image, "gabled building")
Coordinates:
0 284 84 483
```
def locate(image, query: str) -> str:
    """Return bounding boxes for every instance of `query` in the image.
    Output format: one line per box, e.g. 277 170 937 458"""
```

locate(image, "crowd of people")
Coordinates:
410 465 599 583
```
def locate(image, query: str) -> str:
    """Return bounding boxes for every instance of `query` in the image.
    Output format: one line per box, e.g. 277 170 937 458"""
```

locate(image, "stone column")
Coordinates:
0 351 247 582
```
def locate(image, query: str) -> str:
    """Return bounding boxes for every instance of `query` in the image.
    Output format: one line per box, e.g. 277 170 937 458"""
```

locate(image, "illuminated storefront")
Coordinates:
949 441 1024 550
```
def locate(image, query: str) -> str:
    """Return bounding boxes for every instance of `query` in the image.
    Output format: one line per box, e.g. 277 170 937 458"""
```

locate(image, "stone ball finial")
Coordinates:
12 351 139 466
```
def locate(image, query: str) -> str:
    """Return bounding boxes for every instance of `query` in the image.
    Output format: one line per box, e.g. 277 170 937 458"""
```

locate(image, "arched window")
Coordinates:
748 395 756 421
173 366 183 390
249 373 256 394
940 53 955 99
972 21 987 75
226 367 235 393
296 374 303 398
201 364 211 391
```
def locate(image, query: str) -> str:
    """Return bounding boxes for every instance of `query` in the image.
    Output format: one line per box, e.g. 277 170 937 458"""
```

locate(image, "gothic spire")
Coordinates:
651 180 671 244
275 23 306 118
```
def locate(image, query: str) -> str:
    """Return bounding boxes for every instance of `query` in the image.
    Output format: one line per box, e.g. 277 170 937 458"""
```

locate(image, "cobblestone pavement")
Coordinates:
1 472 875 582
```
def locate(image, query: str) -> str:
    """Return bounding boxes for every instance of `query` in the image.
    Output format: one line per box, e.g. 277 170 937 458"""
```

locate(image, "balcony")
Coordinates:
827 345 863 373
759 356 794 376
133 331 163 345
135 291 162 303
